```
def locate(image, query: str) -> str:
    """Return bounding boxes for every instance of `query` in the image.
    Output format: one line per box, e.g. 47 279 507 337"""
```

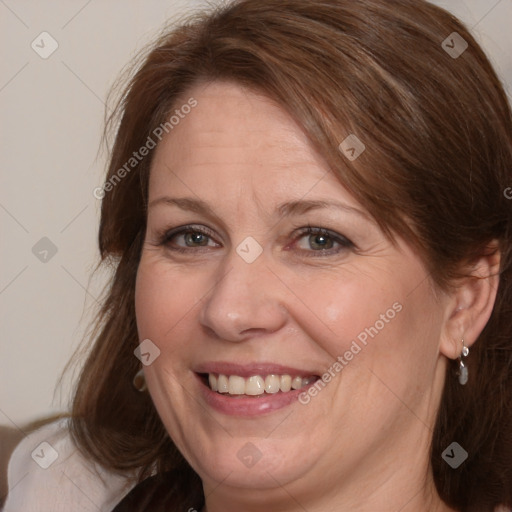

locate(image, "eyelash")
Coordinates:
156 224 354 257
157 225 218 254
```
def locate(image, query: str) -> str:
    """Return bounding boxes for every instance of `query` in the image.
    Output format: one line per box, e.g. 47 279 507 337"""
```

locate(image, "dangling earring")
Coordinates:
133 368 147 392
457 338 469 385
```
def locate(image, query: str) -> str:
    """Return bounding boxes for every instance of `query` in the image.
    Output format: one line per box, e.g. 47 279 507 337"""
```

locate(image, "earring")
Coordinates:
457 338 469 385
133 368 147 392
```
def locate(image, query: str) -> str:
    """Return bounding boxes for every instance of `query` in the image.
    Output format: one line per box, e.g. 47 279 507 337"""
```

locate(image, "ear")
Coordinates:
439 241 501 360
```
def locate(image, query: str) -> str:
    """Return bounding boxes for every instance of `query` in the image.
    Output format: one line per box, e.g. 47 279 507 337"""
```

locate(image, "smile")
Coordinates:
194 362 322 415
204 373 319 396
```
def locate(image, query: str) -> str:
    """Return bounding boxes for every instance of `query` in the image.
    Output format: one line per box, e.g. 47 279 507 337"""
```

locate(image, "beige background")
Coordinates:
1 0 511 430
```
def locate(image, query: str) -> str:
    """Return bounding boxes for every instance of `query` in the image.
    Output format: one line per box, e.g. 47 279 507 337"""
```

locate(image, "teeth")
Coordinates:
228 375 246 395
291 376 303 390
246 376 265 395
217 374 229 393
209 374 218 392
206 373 317 395
264 374 280 394
280 375 292 392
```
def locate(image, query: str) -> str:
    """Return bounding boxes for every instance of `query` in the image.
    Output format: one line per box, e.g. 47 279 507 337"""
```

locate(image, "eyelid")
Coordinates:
293 225 354 244
156 223 354 255
158 224 221 247
288 225 354 254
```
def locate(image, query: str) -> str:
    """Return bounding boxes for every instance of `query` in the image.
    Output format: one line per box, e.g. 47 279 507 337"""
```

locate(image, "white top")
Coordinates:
2 418 137 511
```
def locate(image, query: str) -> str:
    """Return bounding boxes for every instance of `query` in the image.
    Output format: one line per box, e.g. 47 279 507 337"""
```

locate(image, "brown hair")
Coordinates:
69 0 512 510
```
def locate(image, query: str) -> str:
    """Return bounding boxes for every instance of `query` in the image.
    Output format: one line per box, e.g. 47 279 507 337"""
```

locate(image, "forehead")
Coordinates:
149 80 358 210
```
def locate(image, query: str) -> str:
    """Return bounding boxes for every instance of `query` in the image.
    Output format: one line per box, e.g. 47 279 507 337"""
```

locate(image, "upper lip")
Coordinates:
194 362 320 378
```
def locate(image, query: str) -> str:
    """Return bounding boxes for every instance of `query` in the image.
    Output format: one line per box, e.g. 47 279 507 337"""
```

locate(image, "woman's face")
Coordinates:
135 81 451 505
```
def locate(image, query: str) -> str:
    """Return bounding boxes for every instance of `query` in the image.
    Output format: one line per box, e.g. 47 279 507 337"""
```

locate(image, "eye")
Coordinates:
292 226 354 256
158 224 219 252
181 231 210 247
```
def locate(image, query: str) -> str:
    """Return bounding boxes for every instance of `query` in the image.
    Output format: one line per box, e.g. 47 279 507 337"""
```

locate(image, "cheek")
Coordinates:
291 276 443 438
134 256 203 342
279 268 402 360
287 269 440 386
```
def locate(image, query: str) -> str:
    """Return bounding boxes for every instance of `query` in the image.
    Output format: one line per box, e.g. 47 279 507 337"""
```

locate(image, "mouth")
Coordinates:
193 362 323 415
197 372 320 397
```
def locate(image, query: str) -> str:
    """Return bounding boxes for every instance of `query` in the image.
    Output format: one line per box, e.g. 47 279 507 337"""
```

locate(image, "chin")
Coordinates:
191 437 319 490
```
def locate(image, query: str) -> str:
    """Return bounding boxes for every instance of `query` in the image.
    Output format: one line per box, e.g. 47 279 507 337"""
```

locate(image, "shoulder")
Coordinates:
2 418 137 512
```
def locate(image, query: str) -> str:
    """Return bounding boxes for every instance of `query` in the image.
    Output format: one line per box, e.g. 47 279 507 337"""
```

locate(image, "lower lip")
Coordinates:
196 374 317 416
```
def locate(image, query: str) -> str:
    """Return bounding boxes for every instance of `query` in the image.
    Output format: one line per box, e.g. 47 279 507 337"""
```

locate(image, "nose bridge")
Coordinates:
199 245 287 341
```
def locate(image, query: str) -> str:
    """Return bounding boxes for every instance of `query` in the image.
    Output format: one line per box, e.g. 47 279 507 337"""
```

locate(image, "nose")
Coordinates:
199 249 288 342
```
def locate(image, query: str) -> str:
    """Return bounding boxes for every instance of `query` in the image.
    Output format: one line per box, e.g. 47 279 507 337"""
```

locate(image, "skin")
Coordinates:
134 80 499 512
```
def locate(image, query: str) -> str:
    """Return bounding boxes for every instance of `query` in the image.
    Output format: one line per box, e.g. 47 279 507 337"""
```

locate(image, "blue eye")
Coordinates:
293 227 353 255
182 231 210 246
159 225 218 251
157 224 353 257
305 232 334 250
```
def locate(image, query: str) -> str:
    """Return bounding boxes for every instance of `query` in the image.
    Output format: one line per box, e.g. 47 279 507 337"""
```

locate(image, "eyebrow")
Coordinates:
148 196 369 220
149 196 216 216
277 199 368 219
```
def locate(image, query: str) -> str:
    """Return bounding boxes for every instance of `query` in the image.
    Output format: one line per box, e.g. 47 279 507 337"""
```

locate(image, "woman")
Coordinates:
4 0 512 510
